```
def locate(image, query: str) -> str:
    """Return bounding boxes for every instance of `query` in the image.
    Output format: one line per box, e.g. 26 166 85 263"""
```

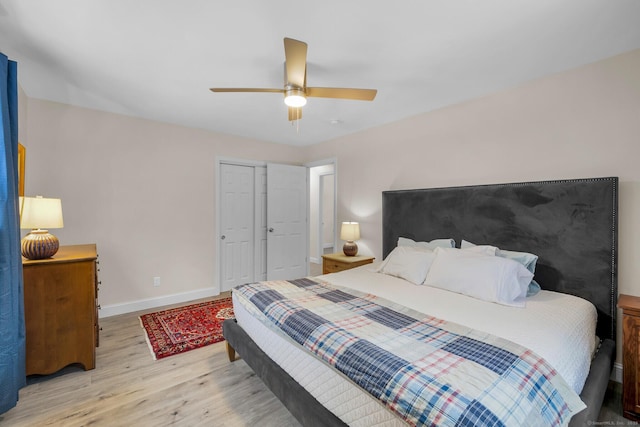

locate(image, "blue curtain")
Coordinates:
0 53 25 414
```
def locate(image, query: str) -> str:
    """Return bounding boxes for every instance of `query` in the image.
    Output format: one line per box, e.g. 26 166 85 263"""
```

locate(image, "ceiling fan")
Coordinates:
210 38 377 122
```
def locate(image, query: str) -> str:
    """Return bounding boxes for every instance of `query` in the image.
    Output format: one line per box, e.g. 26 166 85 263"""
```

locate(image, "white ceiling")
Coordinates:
1 1 639 147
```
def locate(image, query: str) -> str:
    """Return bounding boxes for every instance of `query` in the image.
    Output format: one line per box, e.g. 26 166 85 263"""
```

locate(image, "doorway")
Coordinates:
308 160 337 269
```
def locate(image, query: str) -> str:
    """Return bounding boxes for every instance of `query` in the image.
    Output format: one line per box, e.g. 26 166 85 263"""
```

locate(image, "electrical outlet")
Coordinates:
153 277 161 287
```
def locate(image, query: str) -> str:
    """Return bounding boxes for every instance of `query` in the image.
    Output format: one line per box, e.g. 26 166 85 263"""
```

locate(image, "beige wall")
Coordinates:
18 85 28 146
21 100 304 313
305 48 640 362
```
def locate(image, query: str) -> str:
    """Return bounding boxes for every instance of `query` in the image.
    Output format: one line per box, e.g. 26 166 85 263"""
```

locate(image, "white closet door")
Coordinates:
219 164 254 292
254 166 268 281
266 163 308 280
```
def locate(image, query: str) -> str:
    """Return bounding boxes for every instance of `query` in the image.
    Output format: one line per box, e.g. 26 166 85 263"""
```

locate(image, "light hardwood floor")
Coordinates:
0 290 629 426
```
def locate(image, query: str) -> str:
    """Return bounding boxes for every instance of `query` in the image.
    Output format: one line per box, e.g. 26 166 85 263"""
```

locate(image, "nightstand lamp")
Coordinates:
19 196 64 260
340 221 360 256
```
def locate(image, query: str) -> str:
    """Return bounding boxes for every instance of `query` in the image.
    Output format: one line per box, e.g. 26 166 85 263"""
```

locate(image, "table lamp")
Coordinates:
340 221 360 256
20 196 64 260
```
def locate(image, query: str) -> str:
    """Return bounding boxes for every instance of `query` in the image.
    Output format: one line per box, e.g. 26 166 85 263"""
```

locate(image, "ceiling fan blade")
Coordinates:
288 107 302 121
209 88 284 93
284 38 308 88
306 87 377 101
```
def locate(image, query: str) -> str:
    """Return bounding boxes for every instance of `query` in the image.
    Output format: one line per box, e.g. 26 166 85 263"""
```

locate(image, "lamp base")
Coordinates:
21 229 60 260
343 241 358 257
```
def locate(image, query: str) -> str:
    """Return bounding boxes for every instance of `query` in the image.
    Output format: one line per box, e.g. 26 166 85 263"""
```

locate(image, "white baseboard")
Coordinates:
309 256 320 264
99 287 220 318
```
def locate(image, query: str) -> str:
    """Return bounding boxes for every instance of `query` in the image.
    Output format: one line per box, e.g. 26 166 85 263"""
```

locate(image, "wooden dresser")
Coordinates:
619 294 640 420
22 244 99 375
321 252 375 274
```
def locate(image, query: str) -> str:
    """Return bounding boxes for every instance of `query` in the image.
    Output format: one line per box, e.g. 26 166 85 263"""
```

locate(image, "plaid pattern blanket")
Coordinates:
234 278 585 426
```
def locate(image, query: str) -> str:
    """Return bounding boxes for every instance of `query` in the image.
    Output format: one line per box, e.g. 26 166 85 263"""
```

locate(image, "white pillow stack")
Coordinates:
376 236 536 307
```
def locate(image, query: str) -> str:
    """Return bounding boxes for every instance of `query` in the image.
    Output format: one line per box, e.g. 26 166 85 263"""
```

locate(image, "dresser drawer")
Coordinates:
323 261 345 274
321 253 375 274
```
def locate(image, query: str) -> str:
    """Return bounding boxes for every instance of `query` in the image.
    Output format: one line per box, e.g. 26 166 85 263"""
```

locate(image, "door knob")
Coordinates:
268 228 274 232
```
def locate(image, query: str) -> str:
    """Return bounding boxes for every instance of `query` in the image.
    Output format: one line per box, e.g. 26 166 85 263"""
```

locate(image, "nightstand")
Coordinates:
321 252 375 274
619 294 640 420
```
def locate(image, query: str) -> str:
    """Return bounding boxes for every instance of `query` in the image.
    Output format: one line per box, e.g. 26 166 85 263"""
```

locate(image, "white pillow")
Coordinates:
461 244 497 256
461 240 538 273
424 247 533 307
398 236 455 250
377 246 437 285
378 238 442 272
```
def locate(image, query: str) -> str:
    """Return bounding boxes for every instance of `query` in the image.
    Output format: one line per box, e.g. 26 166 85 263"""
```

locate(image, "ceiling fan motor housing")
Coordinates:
284 87 307 107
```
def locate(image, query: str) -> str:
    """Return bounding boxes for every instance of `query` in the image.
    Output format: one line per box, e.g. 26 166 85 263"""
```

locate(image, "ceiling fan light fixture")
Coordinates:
284 89 307 107
210 38 377 123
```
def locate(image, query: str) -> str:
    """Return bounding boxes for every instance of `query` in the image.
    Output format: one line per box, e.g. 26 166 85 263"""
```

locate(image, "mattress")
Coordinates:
232 263 597 425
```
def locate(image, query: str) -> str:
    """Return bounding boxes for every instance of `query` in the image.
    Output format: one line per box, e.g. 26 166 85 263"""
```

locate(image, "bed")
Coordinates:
223 177 618 426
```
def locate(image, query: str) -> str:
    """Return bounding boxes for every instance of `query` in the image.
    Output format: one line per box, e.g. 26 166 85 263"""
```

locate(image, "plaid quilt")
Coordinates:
234 278 585 426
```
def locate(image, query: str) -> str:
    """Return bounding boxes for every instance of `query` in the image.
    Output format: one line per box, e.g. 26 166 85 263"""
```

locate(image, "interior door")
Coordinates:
254 166 268 281
219 164 254 292
267 163 308 280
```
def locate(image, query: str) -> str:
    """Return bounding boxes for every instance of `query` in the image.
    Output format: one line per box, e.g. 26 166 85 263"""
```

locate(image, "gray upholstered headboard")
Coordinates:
382 177 618 341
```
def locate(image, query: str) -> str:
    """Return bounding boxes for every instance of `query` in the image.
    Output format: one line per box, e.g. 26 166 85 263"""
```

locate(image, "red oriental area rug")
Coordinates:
139 297 234 360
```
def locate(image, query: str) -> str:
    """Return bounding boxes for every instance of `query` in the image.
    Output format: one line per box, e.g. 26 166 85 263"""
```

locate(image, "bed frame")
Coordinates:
223 177 618 426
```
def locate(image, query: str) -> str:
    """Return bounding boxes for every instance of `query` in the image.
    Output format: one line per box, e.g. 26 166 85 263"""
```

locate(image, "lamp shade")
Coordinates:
340 222 360 241
20 196 64 229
